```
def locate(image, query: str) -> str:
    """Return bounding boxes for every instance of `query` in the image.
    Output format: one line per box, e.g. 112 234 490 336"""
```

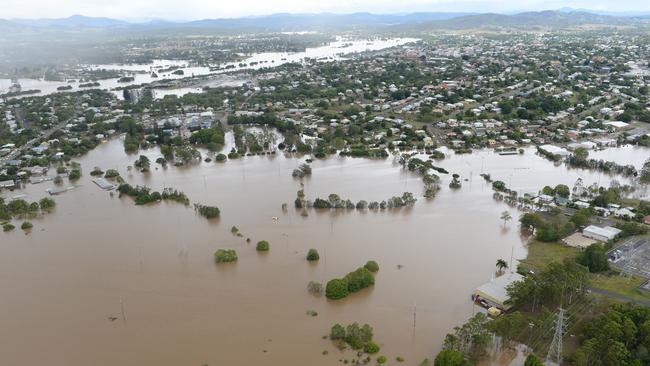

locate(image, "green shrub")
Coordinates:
3 223 15 232
326 278 349 300
21 221 33 230
214 249 238 263
364 341 380 354
90 168 104 176
345 267 375 292
524 354 544 366
434 349 469 366
396 356 404 362
256 240 270 251
577 243 609 273
39 197 56 210
330 324 346 340
104 169 120 178
194 204 220 218
307 281 323 295
68 169 81 180
377 356 387 364
307 248 320 261
364 260 379 273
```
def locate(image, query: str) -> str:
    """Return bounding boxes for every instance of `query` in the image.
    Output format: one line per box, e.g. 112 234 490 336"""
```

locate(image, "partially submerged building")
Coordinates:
472 272 524 311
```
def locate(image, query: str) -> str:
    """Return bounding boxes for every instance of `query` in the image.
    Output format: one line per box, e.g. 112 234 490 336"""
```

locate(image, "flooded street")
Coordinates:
0 140 645 366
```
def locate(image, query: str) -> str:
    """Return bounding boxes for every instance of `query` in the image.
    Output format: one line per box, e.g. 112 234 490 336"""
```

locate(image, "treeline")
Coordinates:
118 184 190 206
0 197 56 220
566 148 638 177
295 191 416 210
194 203 220 219
573 303 650 365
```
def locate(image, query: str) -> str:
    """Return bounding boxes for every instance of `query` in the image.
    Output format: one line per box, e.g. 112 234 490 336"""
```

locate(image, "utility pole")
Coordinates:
545 308 566 366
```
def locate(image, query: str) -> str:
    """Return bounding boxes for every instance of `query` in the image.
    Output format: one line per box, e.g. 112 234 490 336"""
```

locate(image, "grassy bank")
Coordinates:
519 240 650 303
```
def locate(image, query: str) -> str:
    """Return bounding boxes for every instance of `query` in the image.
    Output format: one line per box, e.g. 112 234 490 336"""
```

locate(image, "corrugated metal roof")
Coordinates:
474 272 524 307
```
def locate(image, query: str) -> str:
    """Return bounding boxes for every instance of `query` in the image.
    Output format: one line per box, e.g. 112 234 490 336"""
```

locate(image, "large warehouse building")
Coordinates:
582 225 621 242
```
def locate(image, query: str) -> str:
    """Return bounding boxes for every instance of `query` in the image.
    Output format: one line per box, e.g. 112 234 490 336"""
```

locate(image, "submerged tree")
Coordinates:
500 211 512 227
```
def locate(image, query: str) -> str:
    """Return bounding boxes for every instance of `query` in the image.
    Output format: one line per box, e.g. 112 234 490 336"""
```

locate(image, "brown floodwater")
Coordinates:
0 138 647 366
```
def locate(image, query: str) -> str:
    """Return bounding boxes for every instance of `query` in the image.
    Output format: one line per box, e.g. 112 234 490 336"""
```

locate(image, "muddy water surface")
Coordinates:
0 141 646 366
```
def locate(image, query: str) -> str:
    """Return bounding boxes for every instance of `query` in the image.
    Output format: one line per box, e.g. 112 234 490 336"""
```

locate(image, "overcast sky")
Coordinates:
4 0 649 20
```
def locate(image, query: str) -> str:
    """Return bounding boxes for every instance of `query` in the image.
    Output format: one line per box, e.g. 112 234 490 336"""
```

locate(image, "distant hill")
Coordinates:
11 15 130 28
556 7 650 17
409 10 636 30
181 12 477 30
2 10 647 33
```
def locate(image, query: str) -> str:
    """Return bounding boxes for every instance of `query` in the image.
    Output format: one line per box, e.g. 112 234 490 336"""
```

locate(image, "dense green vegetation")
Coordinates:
306 248 320 261
364 260 379 273
577 243 609 273
325 278 349 300
214 249 238 263
329 323 376 351
573 303 650 365
194 203 220 219
256 240 270 251
118 184 189 206
325 263 377 300
0 197 56 220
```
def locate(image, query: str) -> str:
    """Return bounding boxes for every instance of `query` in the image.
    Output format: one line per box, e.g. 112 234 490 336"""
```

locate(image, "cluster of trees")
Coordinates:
104 169 120 179
520 211 576 242
440 313 492 364
329 323 379 353
573 303 650 366
541 184 570 198
615 221 648 239
508 260 589 310
339 146 389 158
567 148 638 177
118 184 189 206
172 145 202 165
297 192 416 211
449 174 462 189
214 249 237 263
0 197 56 220
325 262 378 300
292 163 312 178
642 158 650 184
577 243 610 273
194 203 220 219
394 154 443 198
537 147 563 162
134 155 150 172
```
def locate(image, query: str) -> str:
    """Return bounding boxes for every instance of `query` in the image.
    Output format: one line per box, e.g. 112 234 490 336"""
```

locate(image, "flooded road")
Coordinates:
0 141 645 366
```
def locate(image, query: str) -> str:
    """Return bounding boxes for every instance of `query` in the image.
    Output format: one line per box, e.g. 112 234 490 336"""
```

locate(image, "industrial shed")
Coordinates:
472 272 524 311
582 225 621 242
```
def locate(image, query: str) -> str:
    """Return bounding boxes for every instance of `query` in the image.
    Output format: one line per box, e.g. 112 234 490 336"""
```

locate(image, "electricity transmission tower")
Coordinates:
545 308 566 366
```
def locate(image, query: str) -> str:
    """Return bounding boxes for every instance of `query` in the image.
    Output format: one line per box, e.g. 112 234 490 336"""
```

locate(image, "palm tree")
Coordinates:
500 211 512 227
496 259 508 273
